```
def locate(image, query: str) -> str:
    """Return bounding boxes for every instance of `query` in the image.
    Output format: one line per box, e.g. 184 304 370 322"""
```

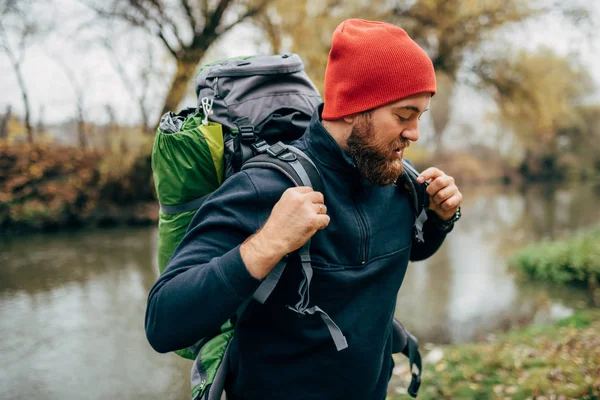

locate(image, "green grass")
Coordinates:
389 309 600 400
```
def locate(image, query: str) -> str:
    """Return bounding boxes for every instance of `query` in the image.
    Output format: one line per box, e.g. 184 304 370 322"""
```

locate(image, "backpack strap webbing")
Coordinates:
242 142 347 352
400 160 429 243
392 319 422 398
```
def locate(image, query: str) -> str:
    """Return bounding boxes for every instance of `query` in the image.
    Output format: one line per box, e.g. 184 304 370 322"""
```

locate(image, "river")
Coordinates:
1 183 598 399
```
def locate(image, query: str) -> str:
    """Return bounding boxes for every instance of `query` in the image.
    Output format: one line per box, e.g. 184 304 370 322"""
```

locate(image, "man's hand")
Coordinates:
240 187 330 279
417 168 462 221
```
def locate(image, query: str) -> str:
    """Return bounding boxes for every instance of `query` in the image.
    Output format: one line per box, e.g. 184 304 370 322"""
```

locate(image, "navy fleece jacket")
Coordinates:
145 106 448 400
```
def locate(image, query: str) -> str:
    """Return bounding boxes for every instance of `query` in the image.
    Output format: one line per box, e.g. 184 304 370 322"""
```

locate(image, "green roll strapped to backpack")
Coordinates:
151 53 426 399
153 110 224 275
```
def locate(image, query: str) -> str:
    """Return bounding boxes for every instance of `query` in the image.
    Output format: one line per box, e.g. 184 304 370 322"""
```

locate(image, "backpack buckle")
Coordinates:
238 125 254 142
407 373 421 398
251 139 269 154
267 142 287 157
267 142 297 162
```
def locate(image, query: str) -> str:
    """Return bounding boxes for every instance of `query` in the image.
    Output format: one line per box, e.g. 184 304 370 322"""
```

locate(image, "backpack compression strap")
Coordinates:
392 319 423 398
242 142 348 352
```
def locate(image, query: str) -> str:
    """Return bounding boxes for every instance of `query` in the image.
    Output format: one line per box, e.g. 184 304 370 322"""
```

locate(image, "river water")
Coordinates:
1 184 598 399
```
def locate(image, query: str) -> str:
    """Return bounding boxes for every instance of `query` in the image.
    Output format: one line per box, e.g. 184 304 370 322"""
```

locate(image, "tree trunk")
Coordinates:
77 101 87 150
430 71 455 154
0 105 11 140
139 98 152 135
36 105 45 138
160 54 205 118
13 60 34 143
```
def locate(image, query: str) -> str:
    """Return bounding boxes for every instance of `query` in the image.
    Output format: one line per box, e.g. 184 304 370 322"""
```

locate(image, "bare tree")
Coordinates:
51 55 89 150
83 0 272 121
0 0 42 143
103 103 117 151
102 37 155 134
36 105 45 139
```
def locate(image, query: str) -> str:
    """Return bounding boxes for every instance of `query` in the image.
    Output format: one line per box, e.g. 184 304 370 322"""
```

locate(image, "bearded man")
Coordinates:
146 19 462 400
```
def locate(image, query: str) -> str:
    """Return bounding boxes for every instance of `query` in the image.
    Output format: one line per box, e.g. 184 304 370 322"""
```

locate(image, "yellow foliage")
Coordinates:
478 48 594 151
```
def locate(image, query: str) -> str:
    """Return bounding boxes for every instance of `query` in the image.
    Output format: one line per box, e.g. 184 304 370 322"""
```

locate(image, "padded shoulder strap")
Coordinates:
241 141 323 192
240 142 322 306
241 143 347 351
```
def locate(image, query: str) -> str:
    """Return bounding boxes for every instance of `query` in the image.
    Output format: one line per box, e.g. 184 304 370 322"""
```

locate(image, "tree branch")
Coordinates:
81 0 179 58
219 0 271 36
180 0 197 31
139 0 187 53
205 0 232 35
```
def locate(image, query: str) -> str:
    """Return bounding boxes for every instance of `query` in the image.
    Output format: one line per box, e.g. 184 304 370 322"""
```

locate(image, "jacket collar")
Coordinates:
302 104 358 175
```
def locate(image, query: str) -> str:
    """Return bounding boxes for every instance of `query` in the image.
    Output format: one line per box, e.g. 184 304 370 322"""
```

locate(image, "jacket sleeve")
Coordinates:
145 171 265 353
409 210 452 261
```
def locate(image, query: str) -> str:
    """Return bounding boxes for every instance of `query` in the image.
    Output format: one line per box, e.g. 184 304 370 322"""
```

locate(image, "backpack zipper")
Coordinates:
213 77 220 99
206 63 303 78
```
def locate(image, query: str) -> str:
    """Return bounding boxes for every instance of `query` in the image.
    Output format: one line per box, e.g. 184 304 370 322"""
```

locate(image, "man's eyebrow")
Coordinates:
394 106 428 113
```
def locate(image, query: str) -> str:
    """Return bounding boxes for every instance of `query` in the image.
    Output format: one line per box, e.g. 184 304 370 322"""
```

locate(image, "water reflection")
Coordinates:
0 228 192 400
396 184 598 344
0 184 598 399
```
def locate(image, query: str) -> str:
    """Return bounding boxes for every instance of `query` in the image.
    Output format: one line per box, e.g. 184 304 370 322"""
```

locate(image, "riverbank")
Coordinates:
390 309 600 399
0 142 156 234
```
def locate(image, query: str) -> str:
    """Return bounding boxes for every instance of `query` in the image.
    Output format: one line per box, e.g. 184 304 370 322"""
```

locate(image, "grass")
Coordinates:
389 309 600 400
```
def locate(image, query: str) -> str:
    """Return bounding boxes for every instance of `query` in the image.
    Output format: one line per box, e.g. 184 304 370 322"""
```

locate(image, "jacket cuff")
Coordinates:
217 245 262 300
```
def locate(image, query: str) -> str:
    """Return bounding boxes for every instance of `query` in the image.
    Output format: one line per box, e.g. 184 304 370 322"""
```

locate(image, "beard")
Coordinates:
346 116 409 186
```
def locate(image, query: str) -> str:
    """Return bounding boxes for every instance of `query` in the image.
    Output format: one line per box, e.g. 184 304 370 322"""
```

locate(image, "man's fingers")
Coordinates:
306 190 325 205
316 214 330 230
287 186 314 194
417 167 443 184
432 186 454 205
440 194 462 211
314 203 327 215
283 187 325 206
426 174 455 197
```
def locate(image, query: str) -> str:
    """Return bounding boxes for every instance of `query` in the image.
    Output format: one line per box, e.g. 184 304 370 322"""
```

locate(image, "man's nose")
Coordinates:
401 120 419 142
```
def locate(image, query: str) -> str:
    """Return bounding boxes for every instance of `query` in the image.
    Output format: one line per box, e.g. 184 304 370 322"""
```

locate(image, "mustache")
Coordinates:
391 138 411 151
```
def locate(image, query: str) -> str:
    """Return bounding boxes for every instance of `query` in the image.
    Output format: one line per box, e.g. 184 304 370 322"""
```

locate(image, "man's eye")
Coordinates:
397 115 409 122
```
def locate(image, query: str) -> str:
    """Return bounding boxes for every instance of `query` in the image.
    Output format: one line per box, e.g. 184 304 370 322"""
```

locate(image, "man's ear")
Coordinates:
343 113 359 125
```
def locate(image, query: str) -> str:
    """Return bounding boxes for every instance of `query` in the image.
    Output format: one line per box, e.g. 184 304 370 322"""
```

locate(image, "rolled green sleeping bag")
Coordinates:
152 108 224 274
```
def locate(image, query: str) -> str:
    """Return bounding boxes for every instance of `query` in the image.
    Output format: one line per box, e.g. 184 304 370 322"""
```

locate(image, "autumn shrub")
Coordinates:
0 141 156 233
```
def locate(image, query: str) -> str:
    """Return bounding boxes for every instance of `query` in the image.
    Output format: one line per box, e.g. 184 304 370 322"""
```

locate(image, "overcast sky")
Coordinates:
0 0 598 146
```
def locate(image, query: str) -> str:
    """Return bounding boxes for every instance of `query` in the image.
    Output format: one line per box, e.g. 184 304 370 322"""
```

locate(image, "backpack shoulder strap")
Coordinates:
242 141 323 192
241 142 348 352
240 141 322 306
401 159 429 243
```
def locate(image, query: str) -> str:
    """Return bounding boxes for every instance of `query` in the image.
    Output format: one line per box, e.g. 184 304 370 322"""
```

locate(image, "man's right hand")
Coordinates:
240 187 330 279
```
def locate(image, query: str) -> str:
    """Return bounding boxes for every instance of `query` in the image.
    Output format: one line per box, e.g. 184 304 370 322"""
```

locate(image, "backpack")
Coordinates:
151 53 427 399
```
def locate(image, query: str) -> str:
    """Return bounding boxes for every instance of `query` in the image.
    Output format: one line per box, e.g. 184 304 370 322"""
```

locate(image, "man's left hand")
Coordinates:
417 168 462 221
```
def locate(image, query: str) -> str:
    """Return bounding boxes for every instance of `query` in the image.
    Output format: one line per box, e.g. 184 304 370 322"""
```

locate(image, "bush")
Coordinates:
0 142 156 233
509 228 600 291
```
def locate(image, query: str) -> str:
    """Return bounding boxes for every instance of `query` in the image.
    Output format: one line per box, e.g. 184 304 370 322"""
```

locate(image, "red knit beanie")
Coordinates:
322 19 436 120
